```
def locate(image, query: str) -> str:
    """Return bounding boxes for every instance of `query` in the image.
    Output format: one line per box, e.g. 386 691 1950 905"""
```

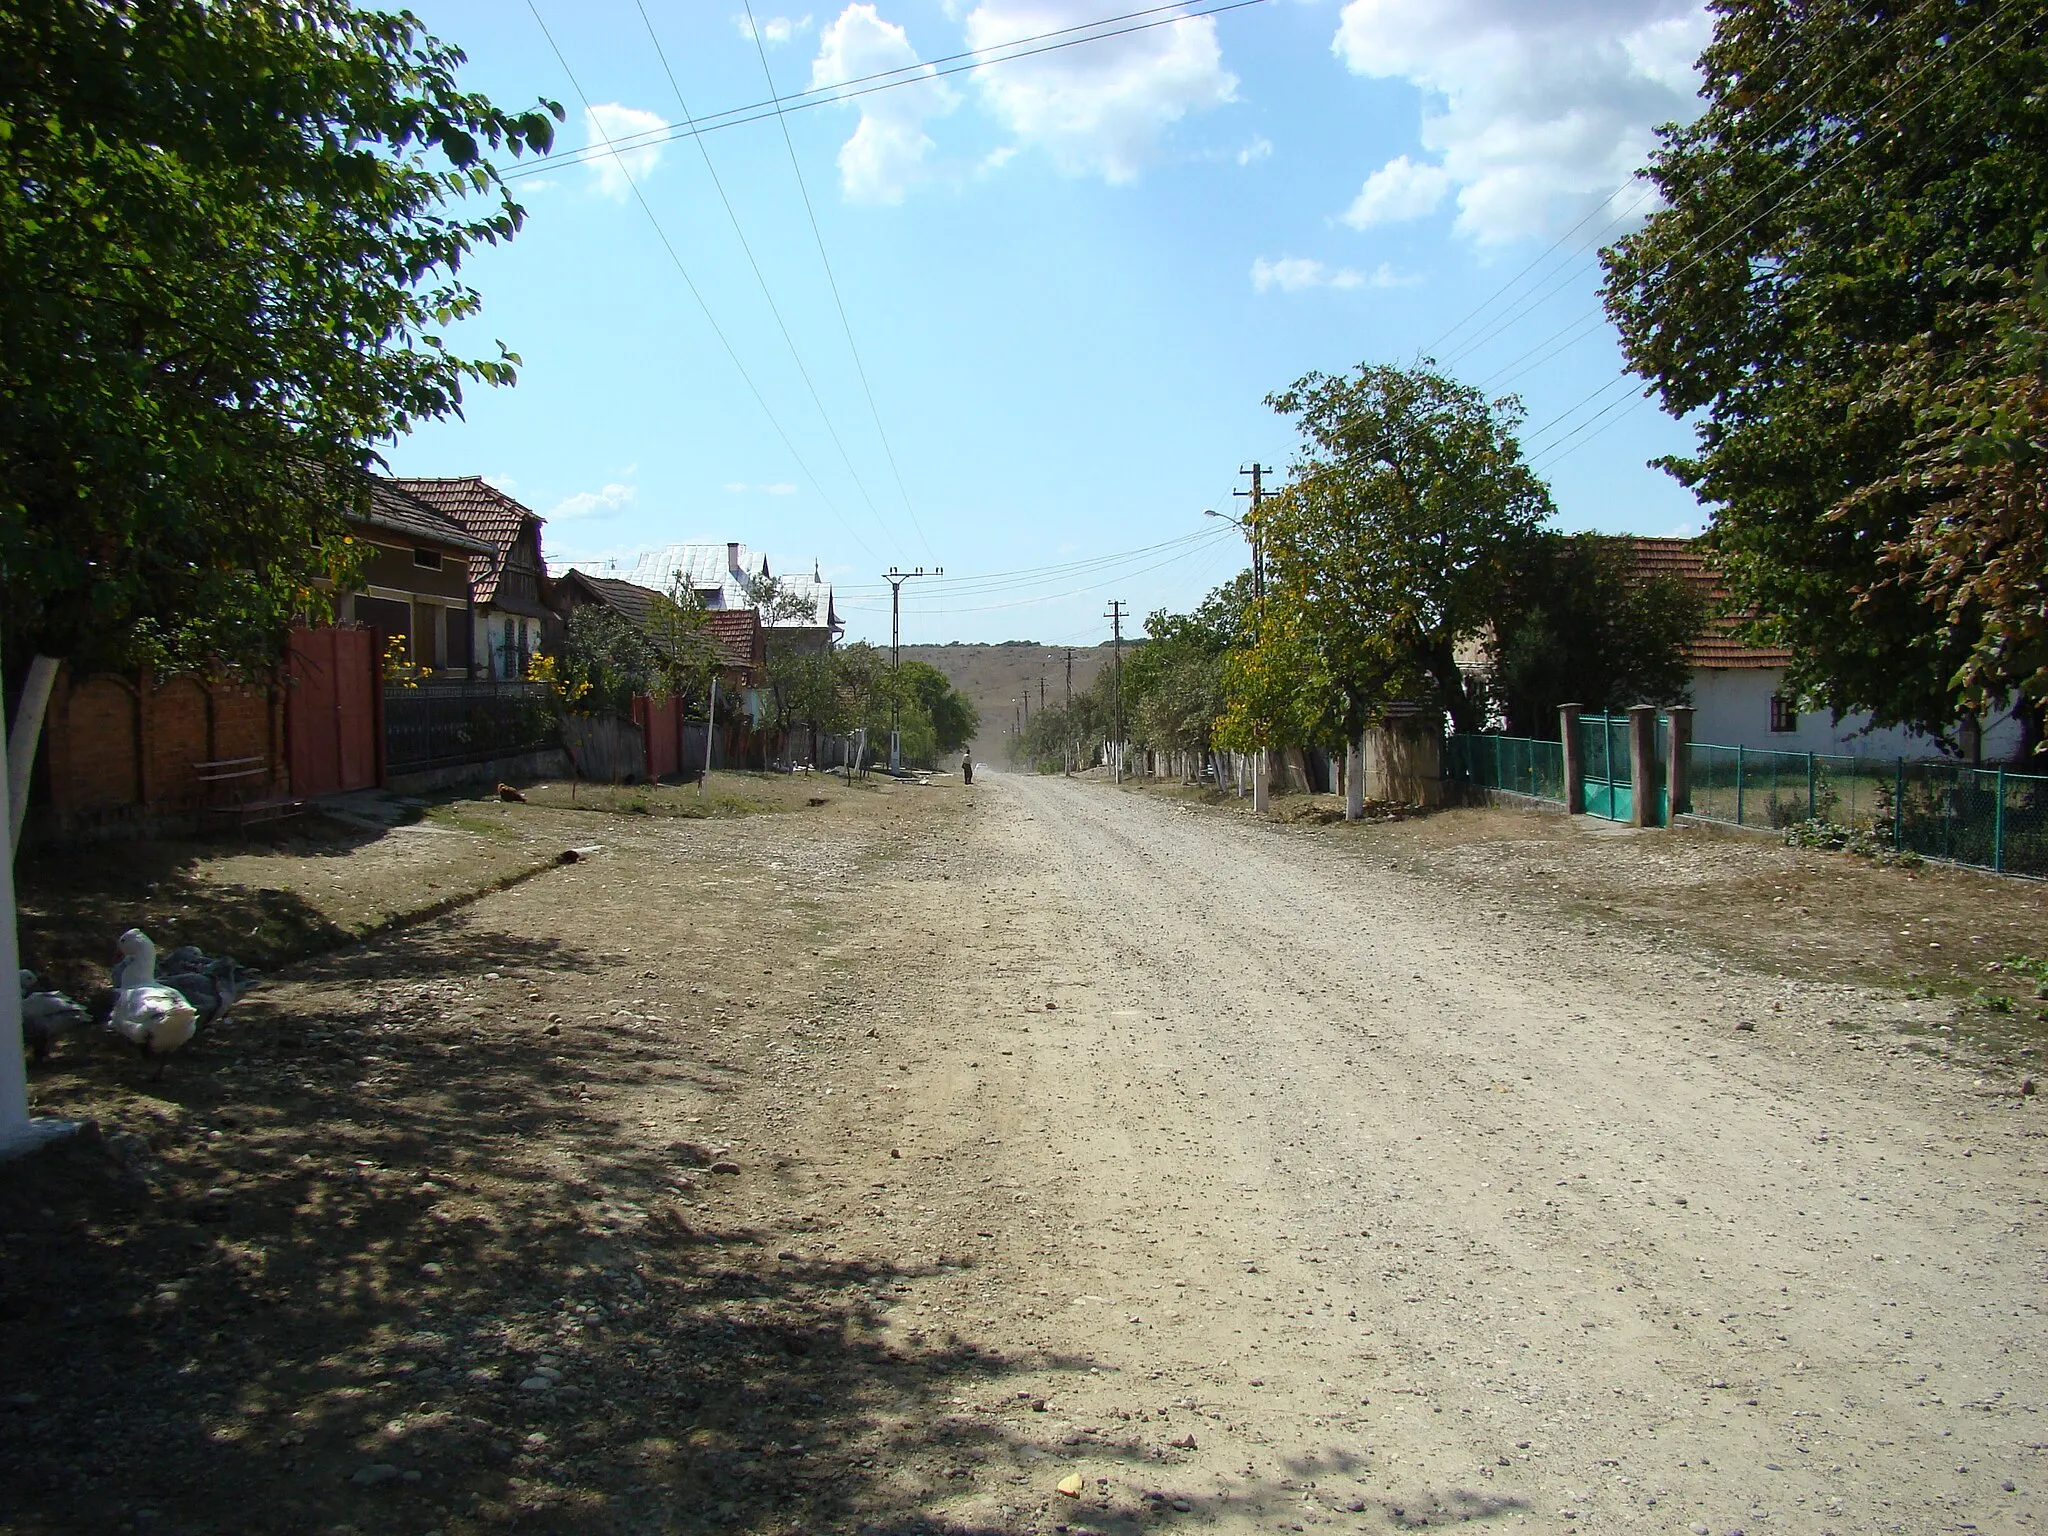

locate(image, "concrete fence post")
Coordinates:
1627 704 1658 827
1666 705 1694 817
1559 703 1584 815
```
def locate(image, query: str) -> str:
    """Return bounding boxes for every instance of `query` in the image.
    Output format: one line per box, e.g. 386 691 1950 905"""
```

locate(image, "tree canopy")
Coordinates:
1262 361 1554 734
1601 0 2048 754
1489 534 1705 737
0 0 559 674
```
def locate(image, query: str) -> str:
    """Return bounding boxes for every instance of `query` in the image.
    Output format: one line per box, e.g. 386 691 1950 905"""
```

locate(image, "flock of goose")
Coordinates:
18 929 248 1080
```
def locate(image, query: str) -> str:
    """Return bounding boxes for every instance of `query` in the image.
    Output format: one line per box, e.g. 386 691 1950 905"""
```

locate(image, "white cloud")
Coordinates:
582 103 668 201
735 12 814 45
965 1 1238 183
1331 0 1710 244
1236 135 1273 166
812 5 957 204
483 472 518 492
1250 256 1415 293
550 483 637 519
1341 152 1449 228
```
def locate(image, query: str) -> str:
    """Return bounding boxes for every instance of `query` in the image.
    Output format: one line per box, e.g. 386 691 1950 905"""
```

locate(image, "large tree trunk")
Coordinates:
7 654 59 854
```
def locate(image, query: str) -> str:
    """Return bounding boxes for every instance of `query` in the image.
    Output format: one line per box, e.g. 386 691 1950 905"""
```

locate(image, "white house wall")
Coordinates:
1689 667 2023 758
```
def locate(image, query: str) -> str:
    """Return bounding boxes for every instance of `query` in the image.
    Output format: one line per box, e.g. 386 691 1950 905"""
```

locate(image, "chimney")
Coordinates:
727 541 740 574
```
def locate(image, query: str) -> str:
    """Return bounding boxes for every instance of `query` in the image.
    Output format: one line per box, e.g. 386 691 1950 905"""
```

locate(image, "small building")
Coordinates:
1628 537 2023 758
388 476 551 680
340 479 491 674
550 570 763 690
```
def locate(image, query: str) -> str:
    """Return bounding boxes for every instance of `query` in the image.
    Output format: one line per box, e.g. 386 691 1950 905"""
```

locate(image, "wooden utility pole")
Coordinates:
1106 601 1126 785
882 566 940 772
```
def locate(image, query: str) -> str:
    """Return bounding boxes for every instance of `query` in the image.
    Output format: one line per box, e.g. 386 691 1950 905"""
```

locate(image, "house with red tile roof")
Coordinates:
341 479 491 673
550 570 763 690
388 476 552 680
1625 537 2021 757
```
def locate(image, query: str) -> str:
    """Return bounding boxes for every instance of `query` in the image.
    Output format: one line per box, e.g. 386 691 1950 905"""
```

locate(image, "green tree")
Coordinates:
1601 0 2048 753
557 605 655 717
1263 361 1554 735
894 660 978 757
1 0 558 675
1489 535 1705 737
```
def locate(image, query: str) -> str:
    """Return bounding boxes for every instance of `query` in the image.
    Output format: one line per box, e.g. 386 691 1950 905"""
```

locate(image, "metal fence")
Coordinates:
383 682 557 772
1445 732 1567 805
1685 743 2048 878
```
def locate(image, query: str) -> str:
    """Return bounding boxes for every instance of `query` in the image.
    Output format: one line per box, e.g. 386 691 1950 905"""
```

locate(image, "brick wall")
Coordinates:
37 666 286 837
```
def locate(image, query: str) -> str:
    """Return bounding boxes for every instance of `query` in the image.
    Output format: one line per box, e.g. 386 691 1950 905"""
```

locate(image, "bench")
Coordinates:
195 758 304 831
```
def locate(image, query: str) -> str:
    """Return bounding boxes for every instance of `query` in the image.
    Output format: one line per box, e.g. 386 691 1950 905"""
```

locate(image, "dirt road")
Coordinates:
855 772 2046 1534
8 771 2044 1536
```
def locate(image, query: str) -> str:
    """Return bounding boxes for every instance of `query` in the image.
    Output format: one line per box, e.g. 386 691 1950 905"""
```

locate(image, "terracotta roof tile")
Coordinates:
1623 536 1792 670
353 478 492 555
388 476 542 607
703 609 762 671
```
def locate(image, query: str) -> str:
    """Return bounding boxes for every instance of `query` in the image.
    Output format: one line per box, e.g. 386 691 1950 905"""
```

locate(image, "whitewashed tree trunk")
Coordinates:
1252 749 1269 814
7 654 59 854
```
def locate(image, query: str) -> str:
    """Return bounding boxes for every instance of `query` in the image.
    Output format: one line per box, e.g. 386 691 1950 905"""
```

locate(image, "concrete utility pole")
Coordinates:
1210 465 1273 813
1106 601 1126 785
1064 649 1075 776
882 566 940 772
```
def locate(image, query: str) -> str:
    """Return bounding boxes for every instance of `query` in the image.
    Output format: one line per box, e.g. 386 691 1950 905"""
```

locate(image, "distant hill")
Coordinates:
899 642 1115 760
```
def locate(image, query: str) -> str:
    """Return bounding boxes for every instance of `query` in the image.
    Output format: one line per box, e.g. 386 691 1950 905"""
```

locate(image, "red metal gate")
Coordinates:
632 694 681 780
287 626 381 798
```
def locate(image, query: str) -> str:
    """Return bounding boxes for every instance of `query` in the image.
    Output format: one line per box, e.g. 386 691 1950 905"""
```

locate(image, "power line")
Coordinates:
835 526 1234 600
1429 9 1928 373
633 0 903 560
525 2 881 563
742 0 931 561
503 0 1270 183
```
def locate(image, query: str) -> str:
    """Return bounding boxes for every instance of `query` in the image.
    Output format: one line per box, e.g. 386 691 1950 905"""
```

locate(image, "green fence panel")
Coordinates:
1683 740 2048 879
1445 733 1566 805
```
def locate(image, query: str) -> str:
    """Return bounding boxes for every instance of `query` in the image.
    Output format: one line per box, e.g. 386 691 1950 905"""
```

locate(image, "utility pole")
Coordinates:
882 566 940 772
1064 649 1074 776
1234 465 1272 814
1039 675 1046 712
1106 601 1126 785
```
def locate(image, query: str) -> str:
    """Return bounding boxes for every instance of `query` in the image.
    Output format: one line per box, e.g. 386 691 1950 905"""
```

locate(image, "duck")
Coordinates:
105 930 200 1079
18 969 89 1064
157 944 253 1026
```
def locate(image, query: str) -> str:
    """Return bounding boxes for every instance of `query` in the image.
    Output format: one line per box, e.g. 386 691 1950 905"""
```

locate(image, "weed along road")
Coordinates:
8 772 2045 1536
871 772 2046 1535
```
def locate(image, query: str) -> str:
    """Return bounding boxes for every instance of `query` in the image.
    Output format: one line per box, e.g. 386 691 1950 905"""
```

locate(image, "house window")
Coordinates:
413 547 443 570
1769 693 1798 733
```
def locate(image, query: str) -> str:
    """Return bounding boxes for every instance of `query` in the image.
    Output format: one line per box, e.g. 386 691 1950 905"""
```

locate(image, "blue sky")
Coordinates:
385 0 1714 646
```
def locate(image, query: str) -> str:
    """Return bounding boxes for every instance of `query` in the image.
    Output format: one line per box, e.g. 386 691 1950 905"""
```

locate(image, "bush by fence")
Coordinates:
384 682 555 772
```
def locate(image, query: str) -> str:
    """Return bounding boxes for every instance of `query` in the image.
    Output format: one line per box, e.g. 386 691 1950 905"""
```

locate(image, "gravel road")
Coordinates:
855 772 2046 1535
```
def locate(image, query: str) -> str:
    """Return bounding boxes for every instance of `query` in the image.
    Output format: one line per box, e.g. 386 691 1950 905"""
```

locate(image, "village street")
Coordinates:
7 774 2046 1536
875 774 2046 1536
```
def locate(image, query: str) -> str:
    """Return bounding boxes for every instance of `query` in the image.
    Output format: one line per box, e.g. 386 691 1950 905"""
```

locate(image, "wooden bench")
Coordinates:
195 758 304 831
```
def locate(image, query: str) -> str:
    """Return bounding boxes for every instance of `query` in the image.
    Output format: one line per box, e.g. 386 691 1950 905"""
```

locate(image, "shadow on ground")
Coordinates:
0 911 1080 1536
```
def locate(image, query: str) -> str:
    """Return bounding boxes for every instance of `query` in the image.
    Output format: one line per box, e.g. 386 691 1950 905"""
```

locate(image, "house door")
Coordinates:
287 626 380 798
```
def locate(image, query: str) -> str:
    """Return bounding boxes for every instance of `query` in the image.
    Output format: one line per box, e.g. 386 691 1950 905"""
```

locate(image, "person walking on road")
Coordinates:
961 752 973 786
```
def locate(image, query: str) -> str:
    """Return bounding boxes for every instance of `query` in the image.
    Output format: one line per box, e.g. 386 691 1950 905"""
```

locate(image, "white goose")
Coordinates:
106 929 200 1080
